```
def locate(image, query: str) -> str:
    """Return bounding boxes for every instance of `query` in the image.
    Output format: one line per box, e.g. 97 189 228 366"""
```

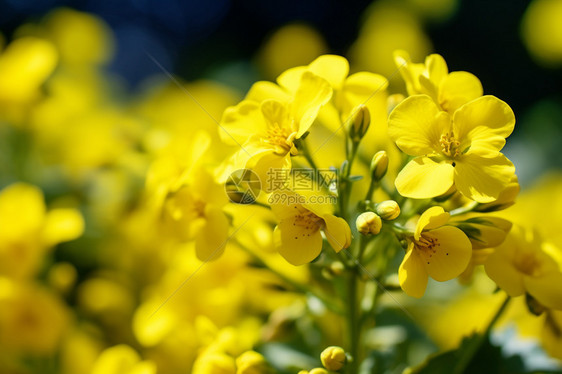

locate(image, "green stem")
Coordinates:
453 294 511 374
346 268 360 374
299 139 318 170
450 201 479 216
236 241 344 314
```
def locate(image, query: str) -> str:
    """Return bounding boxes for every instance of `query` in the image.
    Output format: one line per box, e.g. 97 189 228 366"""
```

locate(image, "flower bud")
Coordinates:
309 369 329 374
236 351 273 374
375 200 400 220
356 212 382 235
346 104 370 142
320 346 346 371
370 151 388 182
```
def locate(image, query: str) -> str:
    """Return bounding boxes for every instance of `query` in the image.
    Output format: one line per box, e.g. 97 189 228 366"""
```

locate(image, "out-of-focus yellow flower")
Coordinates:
60 327 104 374
0 183 83 279
388 95 516 202
270 191 351 265
0 278 69 355
485 225 562 310
394 50 482 113
43 8 114 66
192 352 236 374
399 206 472 297
220 71 331 191
257 23 328 80
0 37 57 107
146 131 230 261
349 2 432 79
235 351 273 374
521 0 562 67
91 344 156 374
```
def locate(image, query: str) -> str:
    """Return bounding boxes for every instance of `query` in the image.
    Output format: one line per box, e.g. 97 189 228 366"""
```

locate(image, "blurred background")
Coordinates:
1 0 561 185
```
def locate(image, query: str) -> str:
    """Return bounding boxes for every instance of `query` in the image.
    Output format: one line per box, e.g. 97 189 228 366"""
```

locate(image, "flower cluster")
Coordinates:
0 5 561 374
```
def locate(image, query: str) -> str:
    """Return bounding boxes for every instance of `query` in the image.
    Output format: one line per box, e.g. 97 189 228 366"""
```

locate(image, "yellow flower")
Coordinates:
0 183 84 279
0 37 58 103
220 71 332 191
399 206 472 297
91 345 156 374
388 94 516 202
235 351 273 374
394 50 483 113
145 131 230 261
484 225 562 310
270 191 351 265
542 310 562 360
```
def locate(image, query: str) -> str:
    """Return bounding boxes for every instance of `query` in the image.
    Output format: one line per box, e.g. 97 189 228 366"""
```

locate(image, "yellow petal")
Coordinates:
338 71 388 120
423 226 472 282
42 209 84 246
322 214 351 252
395 156 455 199
291 71 332 137
415 206 450 240
249 151 292 193
524 272 562 310
438 71 483 113
484 248 525 296
274 219 323 265
246 80 291 103
425 53 448 84
394 50 425 95
388 95 446 156
261 99 290 130
219 100 265 146
454 153 515 203
276 66 308 94
453 96 515 155
0 183 46 240
399 244 429 298
195 207 230 261
454 216 512 249
308 54 350 90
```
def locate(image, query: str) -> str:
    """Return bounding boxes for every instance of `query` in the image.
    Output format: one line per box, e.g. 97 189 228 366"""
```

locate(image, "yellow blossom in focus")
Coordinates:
270 191 351 265
91 344 156 374
394 50 482 113
388 95 516 202
0 183 84 279
399 206 472 297
485 225 562 310
220 71 332 191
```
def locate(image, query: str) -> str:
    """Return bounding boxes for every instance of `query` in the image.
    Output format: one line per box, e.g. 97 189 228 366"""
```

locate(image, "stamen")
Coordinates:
262 123 298 155
440 132 460 158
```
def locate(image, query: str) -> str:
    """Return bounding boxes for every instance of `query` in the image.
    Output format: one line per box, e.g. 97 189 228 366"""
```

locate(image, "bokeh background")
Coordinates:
1 0 562 373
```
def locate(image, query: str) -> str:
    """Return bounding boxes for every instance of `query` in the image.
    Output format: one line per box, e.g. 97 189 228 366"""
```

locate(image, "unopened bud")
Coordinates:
309 369 329 374
346 104 370 142
356 212 382 235
370 151 388 182
236 351 273 374
375 200 400 220
321 346 346 371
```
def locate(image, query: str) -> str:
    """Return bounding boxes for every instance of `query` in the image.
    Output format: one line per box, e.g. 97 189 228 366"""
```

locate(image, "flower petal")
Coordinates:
219 100 265 146
453 95 515 155
249 151 292 193
274 218 323 265
423 226 472 282
323 214 351 252
484 247 525 296
338 71 388 120
395 156 455 199
291 71 332 137
454 153 515 203
42 209 84 246
246 80 291 103
308 54 350 90
524 272 562 310
438 71 483 113
415 206 450 240
388 95 447 156
399 243 429 298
